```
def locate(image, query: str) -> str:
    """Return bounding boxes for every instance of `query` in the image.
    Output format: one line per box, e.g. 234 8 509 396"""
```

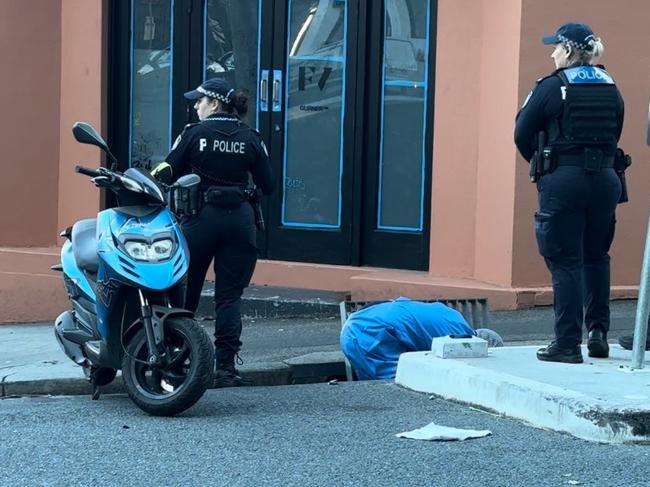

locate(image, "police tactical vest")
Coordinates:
548 66 619 151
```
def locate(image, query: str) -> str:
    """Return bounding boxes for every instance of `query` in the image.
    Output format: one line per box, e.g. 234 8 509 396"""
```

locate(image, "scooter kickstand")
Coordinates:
91 381 101 400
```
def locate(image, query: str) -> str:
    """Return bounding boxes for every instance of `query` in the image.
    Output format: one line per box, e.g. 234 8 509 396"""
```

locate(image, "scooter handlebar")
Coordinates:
75 165 102 178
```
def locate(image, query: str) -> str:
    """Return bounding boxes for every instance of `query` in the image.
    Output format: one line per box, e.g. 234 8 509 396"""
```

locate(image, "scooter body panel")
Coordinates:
97 207 189 292
61 240 96 301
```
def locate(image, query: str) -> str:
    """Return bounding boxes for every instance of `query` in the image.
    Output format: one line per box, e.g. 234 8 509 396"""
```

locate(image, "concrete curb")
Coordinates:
196 286 346 320
196 296 342 320
1 356 347 398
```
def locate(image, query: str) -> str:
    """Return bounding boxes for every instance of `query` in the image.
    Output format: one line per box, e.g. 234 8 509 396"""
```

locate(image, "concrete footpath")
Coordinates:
0 317 346 397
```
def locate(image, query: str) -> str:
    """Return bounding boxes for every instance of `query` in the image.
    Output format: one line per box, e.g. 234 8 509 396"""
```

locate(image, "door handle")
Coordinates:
260 69 269 112
272 70 282 112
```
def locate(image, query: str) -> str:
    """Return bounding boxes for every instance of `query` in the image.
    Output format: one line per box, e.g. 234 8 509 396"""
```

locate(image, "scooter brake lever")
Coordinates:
91 175 112 187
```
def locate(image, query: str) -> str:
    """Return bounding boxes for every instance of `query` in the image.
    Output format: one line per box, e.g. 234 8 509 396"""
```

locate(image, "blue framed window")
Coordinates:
203 0 263 129
129 0 174 168
377 0 431 231
281 0 348 228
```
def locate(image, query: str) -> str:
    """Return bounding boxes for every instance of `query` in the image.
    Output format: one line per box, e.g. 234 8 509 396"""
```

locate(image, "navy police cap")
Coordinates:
542 22 596 50
184 77 234 104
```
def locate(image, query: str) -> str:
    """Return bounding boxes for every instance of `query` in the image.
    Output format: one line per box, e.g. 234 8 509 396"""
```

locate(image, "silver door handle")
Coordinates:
260 69 269 112
272 70 282 112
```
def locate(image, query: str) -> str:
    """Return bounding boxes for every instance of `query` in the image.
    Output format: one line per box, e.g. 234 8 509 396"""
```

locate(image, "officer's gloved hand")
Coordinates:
150 162 173 185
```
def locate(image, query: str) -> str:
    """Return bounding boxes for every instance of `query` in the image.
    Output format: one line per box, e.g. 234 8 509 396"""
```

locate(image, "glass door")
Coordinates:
265 0 360 264
360 0 436 270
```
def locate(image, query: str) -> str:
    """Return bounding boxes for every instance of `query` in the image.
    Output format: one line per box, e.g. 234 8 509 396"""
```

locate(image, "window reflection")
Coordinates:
205 0 260 127
283 0 347 227
130 0 173 169
378 0 430 231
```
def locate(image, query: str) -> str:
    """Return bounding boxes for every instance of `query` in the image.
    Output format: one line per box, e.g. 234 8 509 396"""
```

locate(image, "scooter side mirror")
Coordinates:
72 121 118 163
175 174 201 188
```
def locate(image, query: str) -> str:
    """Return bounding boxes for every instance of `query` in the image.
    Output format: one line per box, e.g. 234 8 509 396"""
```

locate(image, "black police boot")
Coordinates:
618 335 650 351
536 342 583 364
214 352 254 388
587 328 609 358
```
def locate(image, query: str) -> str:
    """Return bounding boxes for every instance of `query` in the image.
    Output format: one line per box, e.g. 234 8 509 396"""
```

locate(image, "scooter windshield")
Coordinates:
124 168 165 204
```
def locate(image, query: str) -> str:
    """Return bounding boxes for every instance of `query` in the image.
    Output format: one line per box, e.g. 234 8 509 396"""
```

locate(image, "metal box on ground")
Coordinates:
431 335 488 359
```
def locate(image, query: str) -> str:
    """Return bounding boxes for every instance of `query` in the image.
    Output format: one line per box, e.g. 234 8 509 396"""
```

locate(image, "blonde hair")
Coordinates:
564 36 605 65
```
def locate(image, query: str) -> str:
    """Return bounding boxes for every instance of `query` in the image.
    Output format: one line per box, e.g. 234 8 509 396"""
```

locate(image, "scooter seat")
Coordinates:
71 219 99 273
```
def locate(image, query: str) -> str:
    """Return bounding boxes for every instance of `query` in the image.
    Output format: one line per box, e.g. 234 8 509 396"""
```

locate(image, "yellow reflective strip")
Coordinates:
150 162 172 176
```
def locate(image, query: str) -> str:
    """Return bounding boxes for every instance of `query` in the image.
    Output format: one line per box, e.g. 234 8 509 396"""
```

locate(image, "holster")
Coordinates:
244 188 265 231
614 148 632 204
529 131 548 183
529 152 540 183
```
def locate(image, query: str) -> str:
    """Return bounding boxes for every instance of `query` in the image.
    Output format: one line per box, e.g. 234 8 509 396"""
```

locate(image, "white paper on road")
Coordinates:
396 422 492 441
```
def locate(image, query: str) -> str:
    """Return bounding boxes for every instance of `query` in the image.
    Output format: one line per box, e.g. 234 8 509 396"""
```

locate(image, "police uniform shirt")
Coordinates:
514 65 624 162
165 113 274 194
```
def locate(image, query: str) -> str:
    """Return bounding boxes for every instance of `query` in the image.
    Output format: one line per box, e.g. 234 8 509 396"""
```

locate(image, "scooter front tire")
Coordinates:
122 316 214 416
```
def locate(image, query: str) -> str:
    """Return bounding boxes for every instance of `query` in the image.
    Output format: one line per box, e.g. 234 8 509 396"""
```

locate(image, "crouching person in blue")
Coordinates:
515 23 627 364
340 297 503 380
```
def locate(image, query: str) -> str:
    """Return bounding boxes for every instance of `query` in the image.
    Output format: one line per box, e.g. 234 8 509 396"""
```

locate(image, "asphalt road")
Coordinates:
2 381 649 487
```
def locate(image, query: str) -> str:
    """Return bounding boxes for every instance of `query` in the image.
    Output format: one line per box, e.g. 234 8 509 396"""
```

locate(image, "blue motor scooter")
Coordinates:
53 122 214 416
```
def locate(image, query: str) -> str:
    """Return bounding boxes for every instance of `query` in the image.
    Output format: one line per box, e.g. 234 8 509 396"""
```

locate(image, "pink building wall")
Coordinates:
0 0 61 246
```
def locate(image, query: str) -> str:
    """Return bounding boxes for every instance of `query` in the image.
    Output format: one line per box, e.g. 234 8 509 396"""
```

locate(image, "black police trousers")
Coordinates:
535 165 621 349
181 202 257 366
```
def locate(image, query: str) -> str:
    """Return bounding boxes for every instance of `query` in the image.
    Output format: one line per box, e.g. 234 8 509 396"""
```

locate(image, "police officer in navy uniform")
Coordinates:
152 78 274 386
515 23 625 363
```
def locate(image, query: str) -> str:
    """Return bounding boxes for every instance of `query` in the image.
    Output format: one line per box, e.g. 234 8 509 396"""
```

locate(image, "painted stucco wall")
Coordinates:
0 0 61 246
430 0 522 287
58 0 105 232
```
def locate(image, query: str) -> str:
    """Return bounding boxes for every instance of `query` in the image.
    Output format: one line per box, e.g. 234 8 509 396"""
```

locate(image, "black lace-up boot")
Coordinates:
214 352 253 388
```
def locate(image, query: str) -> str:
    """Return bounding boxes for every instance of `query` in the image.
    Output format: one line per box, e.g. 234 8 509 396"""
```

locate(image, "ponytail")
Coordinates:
223 90 249 119
587 37 605 58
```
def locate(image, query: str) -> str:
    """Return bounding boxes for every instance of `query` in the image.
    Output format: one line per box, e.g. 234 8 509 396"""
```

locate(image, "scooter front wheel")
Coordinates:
122 317 214 416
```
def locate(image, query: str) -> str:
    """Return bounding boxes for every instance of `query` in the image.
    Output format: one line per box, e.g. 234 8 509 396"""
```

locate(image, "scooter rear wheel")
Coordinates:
122 317 214 416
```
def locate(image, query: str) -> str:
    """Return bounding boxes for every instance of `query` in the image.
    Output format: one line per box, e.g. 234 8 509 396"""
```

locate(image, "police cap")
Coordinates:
184 77 234 105
542 22 595 51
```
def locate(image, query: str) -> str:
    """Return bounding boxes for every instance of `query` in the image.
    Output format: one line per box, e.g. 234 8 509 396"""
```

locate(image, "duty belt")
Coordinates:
555 154 615 168
203 185 246 207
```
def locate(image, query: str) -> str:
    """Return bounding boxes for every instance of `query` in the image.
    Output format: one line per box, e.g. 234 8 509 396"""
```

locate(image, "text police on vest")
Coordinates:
199 138 246 154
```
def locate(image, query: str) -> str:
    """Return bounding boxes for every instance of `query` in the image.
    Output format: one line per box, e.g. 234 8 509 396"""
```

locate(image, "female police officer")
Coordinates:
514 23 625 363
152 77 274 386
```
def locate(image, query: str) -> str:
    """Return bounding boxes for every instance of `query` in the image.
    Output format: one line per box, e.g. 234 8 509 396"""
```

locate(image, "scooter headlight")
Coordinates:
124 238 174 262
